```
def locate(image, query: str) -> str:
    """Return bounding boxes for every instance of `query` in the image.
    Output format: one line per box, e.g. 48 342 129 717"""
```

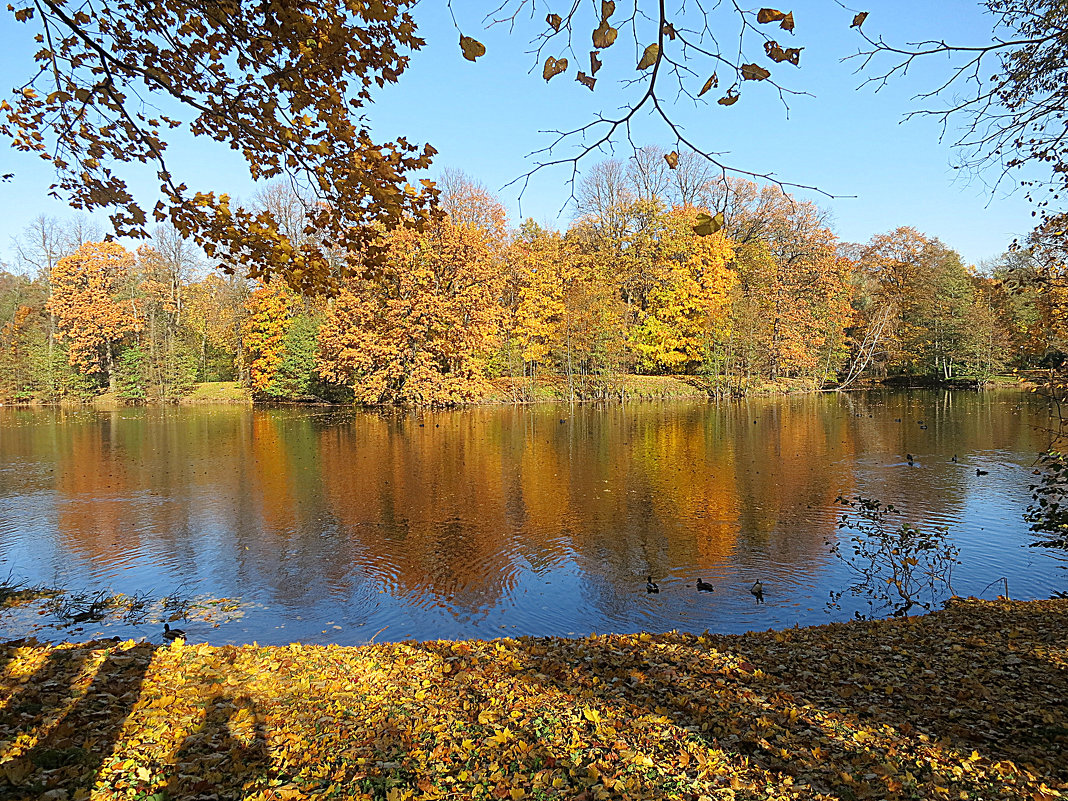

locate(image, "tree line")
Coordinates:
0 158 1057 406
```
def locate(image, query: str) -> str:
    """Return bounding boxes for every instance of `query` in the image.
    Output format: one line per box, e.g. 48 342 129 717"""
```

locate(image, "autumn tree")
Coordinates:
509 223 568 383
11 215 104 399
267 308 328 400
965 277 1019 378
242 280 295 395
724 186 852 386
4 0 875 293
0 290 35 399
134 242 199 401
318 180 507 406
855 228 980 378
47 241 140 387
184 273 247 382
625 208 736 375
547 233 628 398
3 0 439 292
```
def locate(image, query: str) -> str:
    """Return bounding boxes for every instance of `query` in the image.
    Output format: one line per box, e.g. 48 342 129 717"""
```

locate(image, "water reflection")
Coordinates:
0 391 1063 645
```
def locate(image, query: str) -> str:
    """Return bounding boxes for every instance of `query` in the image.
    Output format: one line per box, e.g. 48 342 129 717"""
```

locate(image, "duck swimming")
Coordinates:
646 576 660 594
163 623 186 641
751 580 764 604
696 578 715 592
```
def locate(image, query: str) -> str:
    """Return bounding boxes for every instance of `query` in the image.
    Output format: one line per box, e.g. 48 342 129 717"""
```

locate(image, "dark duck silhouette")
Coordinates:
751 580 765 604
976 468 989 476
163 623 186 641
696 578 715 592
646 576 660 594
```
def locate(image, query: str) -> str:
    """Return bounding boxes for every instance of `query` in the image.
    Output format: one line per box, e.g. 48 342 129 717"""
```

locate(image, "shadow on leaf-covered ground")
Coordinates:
0 599 1064 800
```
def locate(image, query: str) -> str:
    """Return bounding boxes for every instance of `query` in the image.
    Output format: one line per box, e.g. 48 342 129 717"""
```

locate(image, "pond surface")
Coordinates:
0 390 1065 645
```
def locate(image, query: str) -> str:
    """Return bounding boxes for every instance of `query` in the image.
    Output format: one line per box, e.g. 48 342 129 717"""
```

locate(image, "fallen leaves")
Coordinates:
0 599 1065 800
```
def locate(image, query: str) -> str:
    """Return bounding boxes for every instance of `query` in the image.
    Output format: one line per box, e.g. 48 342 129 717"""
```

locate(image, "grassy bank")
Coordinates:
7 375 1035 409
0 598 1064 800
480 375 823 403
482 375 711 403
179 381 252 405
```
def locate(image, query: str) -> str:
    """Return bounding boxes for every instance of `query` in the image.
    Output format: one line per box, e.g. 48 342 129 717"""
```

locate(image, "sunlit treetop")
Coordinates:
3 0 439 293
4 0 873 291
8 0 1065 292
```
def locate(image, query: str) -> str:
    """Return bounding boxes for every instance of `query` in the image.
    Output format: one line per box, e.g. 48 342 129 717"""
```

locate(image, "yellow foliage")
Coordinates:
0 599 1064 801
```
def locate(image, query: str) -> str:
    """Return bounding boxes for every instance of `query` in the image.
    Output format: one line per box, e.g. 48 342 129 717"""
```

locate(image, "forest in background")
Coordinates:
0 151 1057 407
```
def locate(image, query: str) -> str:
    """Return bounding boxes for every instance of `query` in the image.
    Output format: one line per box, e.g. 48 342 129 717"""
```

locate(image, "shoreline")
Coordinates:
0 374 1034 410
0 597 1064 799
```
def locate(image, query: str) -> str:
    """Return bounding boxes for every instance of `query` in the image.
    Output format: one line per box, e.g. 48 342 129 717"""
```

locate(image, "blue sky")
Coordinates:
0 0 1041 270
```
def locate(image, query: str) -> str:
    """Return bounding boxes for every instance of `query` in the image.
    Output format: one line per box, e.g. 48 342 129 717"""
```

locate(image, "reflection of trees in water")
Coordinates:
320 414 519 611
6 391 1051 623
54 416 136 567
319 402 848 614
732 394 855 563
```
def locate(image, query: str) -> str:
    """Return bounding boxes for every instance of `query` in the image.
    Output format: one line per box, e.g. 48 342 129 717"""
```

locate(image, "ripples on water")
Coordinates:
0 390 1064 645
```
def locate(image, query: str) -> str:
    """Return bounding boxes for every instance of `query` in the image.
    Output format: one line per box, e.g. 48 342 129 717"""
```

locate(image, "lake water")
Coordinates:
0 390 1065 645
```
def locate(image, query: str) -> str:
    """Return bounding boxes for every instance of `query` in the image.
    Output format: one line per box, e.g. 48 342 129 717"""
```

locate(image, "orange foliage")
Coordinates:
318 205 505 407
47 241 140 375
729 192 852 384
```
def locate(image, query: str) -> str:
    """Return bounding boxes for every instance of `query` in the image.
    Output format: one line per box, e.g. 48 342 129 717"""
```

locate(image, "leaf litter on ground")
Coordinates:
0 597 1064 800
